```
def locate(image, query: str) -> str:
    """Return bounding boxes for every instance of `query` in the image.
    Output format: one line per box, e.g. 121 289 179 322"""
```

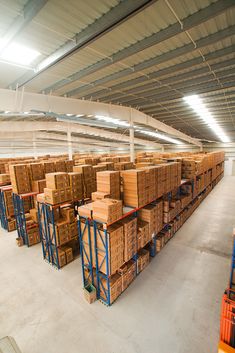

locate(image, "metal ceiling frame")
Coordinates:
9 0 158 89
0 88 201 146
83 44 235 101
40 0 235 97
0 0 49 53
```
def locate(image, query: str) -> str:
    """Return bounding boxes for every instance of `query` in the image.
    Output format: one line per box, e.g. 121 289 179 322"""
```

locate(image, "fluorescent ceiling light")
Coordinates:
1 43 40 65
136 129 182 144
95 115 130 127
183 95 230 143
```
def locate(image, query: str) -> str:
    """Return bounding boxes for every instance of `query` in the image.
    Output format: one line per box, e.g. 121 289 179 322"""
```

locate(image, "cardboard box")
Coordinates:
31 179 46 193
100 273 122 304
84 284 97 304
0 174 10 184
121 169 146 208
57 248 67 267
118 216 137 262
92 199 122 224
91 191 110 201
9 164 31 194
118 259 136 292
60 245 73 263
77 203 93 218
61 207 75 223
44 188 61 205
45 172 69 189
137 249 150 273
29 208 38 223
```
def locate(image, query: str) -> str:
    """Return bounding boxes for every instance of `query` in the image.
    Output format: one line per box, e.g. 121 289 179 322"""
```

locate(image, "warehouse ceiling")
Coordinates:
0 0 235 150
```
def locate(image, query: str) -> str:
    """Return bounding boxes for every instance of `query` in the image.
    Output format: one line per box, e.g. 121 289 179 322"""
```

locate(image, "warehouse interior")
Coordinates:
0 0 235 353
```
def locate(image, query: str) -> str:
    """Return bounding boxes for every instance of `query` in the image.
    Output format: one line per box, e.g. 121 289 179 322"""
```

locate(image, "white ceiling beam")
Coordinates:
0 121 161 148
0 88 201 146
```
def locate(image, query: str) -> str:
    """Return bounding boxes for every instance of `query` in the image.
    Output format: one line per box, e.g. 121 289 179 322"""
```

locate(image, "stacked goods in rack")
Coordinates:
114 162 134 171
68 172 83 201
9 164 31 194
0 174 11 185
0 187 16 231
92 199 123 224
24 211 40 246
121 169 146 208
73 165 95 198
163 199 181 223
98 161 114 170
96 171 120 200
44 172 72 204
4 188 15 231
138 200 163 237
118 216 137 262
37 197 79 268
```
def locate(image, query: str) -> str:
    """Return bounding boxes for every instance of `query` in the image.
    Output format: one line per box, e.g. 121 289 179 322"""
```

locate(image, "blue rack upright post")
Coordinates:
13 192 39 247
78 215 94 287
0 186 11 231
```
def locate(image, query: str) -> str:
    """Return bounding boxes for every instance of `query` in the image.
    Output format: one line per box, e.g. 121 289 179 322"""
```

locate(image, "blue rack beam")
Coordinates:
0 188 8 230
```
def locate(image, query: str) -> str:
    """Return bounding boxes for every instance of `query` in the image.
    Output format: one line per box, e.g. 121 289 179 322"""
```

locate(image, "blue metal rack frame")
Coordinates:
13 192 38 247
0 187 9 230
38 200 82 269
77 173 223 306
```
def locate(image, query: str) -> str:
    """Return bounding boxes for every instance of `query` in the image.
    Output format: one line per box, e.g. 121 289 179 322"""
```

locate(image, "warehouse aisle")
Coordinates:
0 176 234 353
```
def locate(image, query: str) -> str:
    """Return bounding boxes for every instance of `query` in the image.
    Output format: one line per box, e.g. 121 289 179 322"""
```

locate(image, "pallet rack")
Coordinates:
78 166 224 306
0 185 12 231
38 199 82 269
13 192 39 246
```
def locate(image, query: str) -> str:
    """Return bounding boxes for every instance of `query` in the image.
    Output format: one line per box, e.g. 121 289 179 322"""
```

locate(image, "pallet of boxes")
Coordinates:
37 171 83 268
9 164 41 247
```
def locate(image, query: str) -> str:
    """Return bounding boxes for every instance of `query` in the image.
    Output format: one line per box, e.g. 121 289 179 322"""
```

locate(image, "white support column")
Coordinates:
161 145 165 152
130 109 135 162
200 144 203 152
67 127 73 160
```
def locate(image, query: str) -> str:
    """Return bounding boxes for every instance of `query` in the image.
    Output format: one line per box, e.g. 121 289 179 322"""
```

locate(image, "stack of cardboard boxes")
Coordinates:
44 173 72 205
9 164 31 194
73 165 95 198
121 169 146 208
96 171 120 200
92 198 123 224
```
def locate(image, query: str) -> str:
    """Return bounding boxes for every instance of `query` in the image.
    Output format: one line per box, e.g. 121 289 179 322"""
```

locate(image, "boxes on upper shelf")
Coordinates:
45 172 69 189
121 169 146 208
118 216 137 262
96 171 120 200
92 198 122 224
0 174 10 184
9 164 31 194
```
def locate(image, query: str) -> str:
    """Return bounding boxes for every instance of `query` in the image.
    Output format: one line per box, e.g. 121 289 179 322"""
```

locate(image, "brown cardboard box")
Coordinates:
118 216 137 262
77 203 93 218
44 188 61 205
45 172 69 189
50 221 70 246
91 191 110 201
36 193 45 204
100 273 122 304
8 219 16 232
92 198 122 224
43 161 55 174
96 171 120 200
0 174 10 184
121 169 146 208
60 245 73 263
137 249 149 273
31 179 46 193
118 259 136 292
83 284 97 304
61 207 75 223
57 248 67 267
29 208 38 223
9 164 31 194
28 163 45 181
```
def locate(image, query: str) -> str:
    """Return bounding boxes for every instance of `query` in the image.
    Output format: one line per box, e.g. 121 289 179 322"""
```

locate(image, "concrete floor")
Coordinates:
0 176 235 353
